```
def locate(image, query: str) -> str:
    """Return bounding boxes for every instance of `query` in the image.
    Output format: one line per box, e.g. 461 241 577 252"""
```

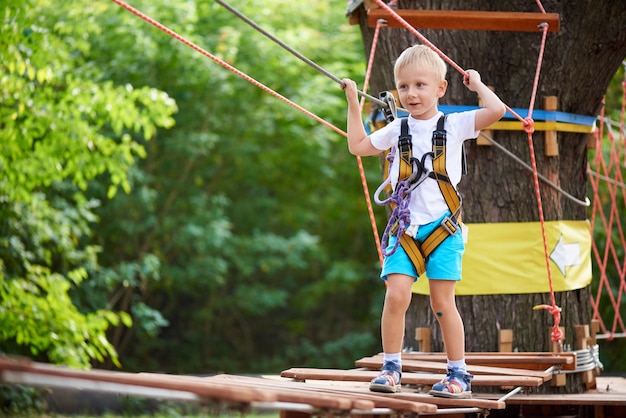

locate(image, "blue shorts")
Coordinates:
380 212 464 281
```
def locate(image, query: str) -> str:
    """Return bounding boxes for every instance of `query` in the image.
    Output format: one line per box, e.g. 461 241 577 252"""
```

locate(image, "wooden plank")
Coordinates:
374 352 577 371
208 375 437 414
0 356 276 404
355 357 554 381
203 374 375 412
292 382 506 410
367 9 560 32
499 329 514 352
281 368 545 387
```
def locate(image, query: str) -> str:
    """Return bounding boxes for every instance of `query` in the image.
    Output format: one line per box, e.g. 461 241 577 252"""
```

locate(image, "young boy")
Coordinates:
342 45 505 398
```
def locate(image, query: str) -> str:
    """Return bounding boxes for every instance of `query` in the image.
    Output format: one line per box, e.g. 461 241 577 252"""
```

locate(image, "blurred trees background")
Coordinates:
1 0 624 381
1 0 387 374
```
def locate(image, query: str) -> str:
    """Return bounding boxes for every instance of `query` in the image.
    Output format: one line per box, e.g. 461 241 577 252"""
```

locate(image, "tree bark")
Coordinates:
351 0 626 393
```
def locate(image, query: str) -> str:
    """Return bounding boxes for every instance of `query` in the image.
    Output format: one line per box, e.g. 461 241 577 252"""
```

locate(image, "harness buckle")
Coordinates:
440 215 459 235
398 135 412 155
432 129 446 149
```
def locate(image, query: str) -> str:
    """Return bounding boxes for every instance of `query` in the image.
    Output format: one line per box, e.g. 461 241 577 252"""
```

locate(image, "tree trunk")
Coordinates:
351 0 626 393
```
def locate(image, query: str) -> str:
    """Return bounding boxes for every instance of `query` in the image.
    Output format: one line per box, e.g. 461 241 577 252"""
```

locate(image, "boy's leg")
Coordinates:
429 279 464 360
428 279 473 398
370 273 414 393
381 273 415 354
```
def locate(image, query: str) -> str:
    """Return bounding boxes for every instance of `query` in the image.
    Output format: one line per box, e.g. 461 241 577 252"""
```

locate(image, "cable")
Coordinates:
215 0 394 110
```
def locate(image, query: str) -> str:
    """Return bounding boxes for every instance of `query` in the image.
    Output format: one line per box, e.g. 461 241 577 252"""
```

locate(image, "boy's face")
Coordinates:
395 64 447 120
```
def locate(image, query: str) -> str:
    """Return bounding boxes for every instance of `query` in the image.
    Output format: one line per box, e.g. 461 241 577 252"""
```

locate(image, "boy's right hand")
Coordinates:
342 78 359 104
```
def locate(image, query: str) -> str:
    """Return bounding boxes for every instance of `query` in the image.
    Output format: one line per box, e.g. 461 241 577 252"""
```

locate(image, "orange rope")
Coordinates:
110 0 390 270
109 0 346 137
359 19 385 267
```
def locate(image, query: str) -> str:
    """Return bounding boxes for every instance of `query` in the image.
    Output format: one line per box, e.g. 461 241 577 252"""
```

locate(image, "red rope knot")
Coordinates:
522 117 535 134
533 304 563 342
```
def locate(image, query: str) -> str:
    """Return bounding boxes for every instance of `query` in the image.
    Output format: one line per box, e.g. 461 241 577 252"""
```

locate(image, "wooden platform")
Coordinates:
1 353 625 417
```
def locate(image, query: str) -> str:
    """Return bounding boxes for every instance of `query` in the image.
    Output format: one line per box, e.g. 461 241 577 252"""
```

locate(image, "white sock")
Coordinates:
448 359 466 372
384 352 402 365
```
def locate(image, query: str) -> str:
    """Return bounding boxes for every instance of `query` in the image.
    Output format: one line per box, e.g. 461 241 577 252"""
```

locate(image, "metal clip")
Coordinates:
379 91 397 123
440 215 459 235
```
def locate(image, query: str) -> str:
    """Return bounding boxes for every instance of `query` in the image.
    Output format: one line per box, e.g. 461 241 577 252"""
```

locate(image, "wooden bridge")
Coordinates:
2 351 624 417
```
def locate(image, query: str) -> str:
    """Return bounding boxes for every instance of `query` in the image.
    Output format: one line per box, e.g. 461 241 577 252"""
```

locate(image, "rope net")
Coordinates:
588 76 626 339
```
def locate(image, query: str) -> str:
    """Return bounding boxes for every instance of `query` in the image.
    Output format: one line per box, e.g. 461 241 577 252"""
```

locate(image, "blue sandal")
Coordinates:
369 361 402 393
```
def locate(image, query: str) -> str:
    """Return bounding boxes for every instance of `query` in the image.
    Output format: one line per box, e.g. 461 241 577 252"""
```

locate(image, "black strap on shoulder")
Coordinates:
432 115 447 158
398 118 412 166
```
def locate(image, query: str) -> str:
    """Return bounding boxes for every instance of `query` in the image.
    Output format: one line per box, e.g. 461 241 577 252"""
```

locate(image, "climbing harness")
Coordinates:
375 104 463 276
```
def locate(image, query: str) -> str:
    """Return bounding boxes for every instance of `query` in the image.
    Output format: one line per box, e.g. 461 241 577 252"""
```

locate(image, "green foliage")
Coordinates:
0 384 47 416
79 0 385 374
0 0 176 370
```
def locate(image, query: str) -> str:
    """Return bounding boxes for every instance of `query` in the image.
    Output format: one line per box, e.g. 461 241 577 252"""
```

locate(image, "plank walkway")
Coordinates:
2 352 623 416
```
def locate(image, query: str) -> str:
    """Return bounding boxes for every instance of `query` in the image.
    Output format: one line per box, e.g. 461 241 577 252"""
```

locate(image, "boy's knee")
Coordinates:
385 290 411 311
430 299 455 316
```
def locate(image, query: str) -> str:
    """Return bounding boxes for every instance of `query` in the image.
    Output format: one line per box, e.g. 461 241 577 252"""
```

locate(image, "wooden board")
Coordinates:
371 352 577 371
367 9 560 32
355 357 554 382
283 380 507 410
485 377 626 406
0 356 275 404
208 374 437 414
281 368 545 387
208 375 506 409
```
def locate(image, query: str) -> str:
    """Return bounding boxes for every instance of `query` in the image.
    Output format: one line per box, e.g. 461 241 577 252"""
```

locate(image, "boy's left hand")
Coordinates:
463 69 482 92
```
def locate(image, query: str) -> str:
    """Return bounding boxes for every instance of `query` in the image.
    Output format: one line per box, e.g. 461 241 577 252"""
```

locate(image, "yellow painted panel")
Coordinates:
412 220 592 295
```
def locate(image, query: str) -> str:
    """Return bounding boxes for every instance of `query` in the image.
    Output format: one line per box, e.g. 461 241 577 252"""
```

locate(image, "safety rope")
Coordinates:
372 0 563 345
358 19 386 266
522 20 564 346
109 0 346 138
109 0 392 267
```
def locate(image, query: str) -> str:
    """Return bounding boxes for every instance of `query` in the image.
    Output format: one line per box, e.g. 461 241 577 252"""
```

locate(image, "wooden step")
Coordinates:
366 9 560 32
281 367 545 387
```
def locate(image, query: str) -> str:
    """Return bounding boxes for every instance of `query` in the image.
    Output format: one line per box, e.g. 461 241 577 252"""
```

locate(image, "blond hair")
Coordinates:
393 44 447 82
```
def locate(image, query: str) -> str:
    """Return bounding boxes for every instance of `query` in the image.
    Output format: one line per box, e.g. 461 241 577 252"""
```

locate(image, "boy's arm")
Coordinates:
464 70 506 132
342 78 382 156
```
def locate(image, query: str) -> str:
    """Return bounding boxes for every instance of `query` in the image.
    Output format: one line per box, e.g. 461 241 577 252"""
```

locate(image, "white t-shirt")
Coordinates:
370 110 479 226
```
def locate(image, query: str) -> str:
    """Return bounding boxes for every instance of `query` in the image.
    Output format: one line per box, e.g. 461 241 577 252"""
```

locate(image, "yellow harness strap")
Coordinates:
397 116 462 276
